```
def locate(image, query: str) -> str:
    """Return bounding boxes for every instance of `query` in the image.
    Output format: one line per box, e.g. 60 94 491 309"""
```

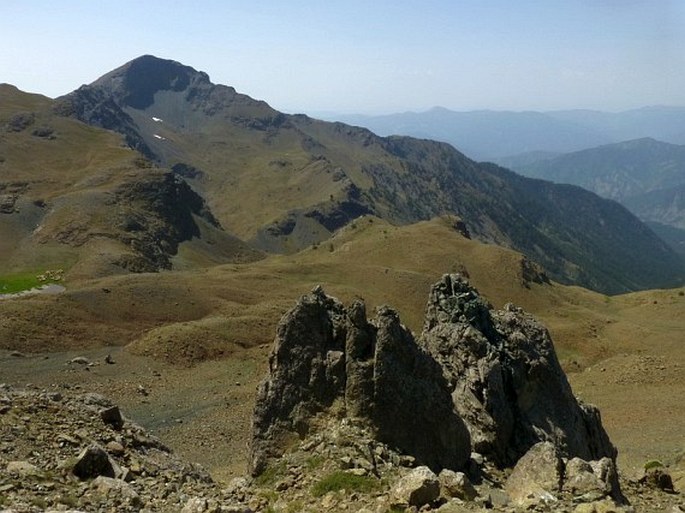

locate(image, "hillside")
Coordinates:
0 216 683 496
0 84 261 279
509 138 685 256
47 55 684 293
512 138 685 203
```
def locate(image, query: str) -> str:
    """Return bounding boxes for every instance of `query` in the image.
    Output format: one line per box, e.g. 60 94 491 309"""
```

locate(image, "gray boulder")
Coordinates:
564 457 621 502
72 444 116 480
438 468 478 500
390 466 440 507
504 441 563 506
421 274 617 466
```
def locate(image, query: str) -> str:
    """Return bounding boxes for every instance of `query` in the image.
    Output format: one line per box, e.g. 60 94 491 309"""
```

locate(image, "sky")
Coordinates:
1 1 684 115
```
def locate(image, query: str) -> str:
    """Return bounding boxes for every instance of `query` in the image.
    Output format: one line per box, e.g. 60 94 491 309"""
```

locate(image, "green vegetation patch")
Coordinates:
644 460 664 471
311 471 379 497
254 460 287 487
0 269 64 294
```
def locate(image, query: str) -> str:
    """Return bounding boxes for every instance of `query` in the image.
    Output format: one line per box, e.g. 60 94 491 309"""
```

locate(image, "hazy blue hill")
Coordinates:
333 107 610 160
330 106 685 162
549 107 685 146
510 138 685 254
495 150 562 170
513 138 685 201
625 185 685 231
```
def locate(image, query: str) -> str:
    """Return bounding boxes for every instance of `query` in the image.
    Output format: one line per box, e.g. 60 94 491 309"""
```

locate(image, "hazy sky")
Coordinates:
2 1 684 114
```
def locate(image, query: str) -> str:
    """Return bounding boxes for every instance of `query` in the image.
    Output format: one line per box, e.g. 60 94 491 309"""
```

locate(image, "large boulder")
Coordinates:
390 466 440 508
420 274 617 466
249 287 470 475
504 441 563 506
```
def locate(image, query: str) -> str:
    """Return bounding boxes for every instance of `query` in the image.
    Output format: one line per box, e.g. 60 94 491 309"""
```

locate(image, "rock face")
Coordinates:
249 286 471 475
421 274 617 466
250 274 617 490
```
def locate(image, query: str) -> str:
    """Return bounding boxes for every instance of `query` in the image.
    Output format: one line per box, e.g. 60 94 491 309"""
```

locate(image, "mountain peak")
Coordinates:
92 55 211 109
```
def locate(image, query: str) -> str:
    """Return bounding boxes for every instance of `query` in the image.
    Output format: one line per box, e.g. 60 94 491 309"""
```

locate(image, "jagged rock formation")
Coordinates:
249 286 471 475
250 274 617 479
421 274 617 466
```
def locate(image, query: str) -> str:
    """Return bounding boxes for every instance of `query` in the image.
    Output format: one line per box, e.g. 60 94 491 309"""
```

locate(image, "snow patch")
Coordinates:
153 134 166 140
152 117 163 122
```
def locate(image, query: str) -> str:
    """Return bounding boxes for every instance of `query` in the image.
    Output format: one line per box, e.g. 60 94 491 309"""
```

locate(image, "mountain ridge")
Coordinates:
3 54 683 293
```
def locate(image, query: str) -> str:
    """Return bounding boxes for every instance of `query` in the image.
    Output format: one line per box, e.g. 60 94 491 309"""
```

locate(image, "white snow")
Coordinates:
152 117 163 122
153 134 166 140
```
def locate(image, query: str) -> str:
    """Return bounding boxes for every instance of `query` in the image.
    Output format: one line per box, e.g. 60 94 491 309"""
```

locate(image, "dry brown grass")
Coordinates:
0 213 682 484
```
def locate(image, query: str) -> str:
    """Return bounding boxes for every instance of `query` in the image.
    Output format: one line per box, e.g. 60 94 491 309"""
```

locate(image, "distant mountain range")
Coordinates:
1 55 683 294
505 138 685 255
329 106 685 161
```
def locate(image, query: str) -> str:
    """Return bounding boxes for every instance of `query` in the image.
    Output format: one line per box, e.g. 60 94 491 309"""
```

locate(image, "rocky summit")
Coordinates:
251 274 616 475
247 274 641 511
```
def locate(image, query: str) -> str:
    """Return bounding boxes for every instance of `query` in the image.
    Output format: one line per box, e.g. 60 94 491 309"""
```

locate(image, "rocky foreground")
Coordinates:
1 275 683 512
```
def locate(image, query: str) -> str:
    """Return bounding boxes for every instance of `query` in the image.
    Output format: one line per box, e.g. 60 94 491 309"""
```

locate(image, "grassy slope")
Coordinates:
0 214 682 478
0 85 141 274
0 215 629 368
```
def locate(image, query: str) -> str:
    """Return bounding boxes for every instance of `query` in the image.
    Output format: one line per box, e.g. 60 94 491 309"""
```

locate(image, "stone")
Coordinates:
485 488 510 508
504 441 563 506
72 444 116 480
6 460 40 477
436 501 471 513
92 476 141 507
640 466 675 492
438 469 477 500
106 440 125 456
390 466 440 508
181 497 208 513
565 457 609 501
421 274 617 467
99 405 124 430
589 458 623 501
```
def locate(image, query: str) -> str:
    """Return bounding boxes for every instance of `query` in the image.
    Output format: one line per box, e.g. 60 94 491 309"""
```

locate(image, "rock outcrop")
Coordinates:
0 386 244 512
249 286 471 475
250 274 617 480
421 274 617 466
